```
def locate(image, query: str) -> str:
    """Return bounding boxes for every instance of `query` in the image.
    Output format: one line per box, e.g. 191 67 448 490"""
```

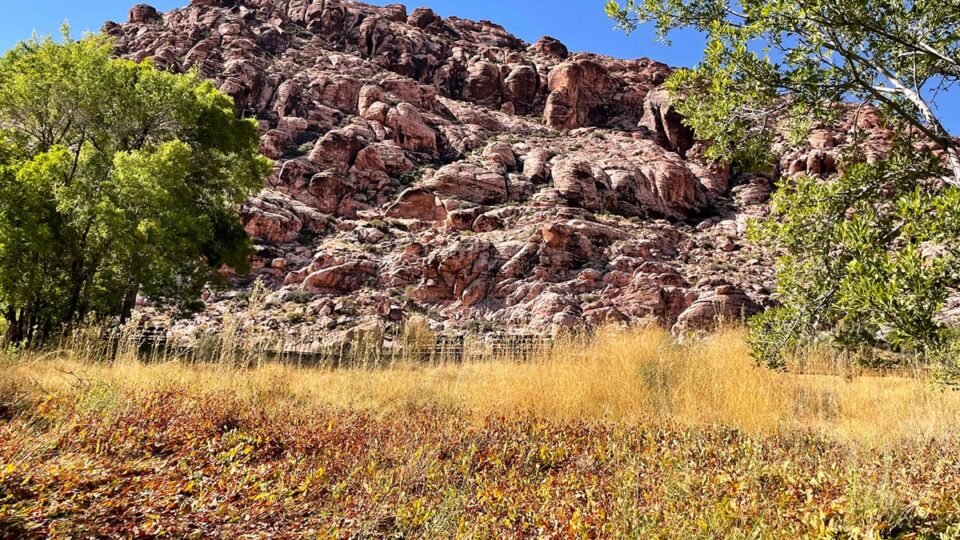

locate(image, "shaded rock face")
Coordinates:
640 87 693 157
112 1 886 339
544 60 614 130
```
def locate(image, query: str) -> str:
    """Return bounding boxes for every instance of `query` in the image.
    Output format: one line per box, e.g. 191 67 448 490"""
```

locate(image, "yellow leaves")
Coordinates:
568 508 589 538
251 491 277 504
298 466 326 495
396 496 435 532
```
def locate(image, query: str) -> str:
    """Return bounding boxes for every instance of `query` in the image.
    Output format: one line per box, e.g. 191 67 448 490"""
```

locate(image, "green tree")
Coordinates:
746 145 960 367
607 0 960 180
0 31 271 344
607 0 960 365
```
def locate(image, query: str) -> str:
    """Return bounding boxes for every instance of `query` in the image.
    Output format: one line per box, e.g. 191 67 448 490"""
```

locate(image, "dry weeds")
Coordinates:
2 326 960 537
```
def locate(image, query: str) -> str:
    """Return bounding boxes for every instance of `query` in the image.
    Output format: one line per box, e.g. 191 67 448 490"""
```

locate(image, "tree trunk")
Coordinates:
4 307 30 346
120 283 140 324
947 147 960 185
3 308 21 345
64 275 87 327
878 69 960 184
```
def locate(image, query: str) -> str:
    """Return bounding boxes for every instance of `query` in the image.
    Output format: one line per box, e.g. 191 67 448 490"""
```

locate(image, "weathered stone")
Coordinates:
640 86 694 156
302 260 377 294
385 188 447 221
672 286 761 335
111 0 890 336
481 141 517 172
422 162 508 205
385 103 437 155
129 4 161 23
544 60 612 130
503 64 539 113
530 36 569 60
552 159 609 212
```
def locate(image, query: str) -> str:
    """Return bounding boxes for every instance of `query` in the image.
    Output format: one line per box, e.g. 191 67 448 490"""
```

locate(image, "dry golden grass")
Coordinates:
5 325 960 537
6 325 959 446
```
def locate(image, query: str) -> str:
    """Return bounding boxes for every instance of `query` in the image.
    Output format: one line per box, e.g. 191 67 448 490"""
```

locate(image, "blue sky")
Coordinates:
1 0 957 132
0 1 705 64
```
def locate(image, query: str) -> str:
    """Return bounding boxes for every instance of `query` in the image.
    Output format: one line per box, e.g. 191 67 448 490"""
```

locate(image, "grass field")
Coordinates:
2 327 960 537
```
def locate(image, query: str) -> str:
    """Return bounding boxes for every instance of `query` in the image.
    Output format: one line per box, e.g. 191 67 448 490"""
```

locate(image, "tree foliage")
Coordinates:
0 31 271 344
607 0 960 179
608 0 960 365
748 146 960 366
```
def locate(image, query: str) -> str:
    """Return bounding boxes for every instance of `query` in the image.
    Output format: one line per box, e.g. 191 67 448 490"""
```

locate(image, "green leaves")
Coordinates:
0 33 269 343
608 0 960 178
748 146 958 364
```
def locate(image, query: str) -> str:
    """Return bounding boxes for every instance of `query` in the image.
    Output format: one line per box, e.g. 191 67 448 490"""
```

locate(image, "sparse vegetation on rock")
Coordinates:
102 0 791 340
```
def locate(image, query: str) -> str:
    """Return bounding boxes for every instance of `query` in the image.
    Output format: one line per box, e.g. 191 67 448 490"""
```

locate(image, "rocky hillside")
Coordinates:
106 0 893 342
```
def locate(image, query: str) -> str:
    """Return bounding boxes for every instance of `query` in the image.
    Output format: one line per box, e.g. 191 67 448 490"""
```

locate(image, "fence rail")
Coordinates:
111 326 556 368
109 325 938 378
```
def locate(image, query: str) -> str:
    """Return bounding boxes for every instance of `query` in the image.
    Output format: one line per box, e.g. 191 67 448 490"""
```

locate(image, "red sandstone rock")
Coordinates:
385 188 447 222
422 162 508 205
672 285 761 335
530 36 569 60
109 0 887 336
544 60 613 130
129 4 161 23
640 86 694 156
302 260 377 294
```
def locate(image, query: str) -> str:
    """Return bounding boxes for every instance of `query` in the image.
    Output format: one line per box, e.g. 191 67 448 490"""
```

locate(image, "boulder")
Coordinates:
306 172 357 217
672 286 761 334
385 188 448 221
408 7 441 29
481 141 517 172
413 237 493 304
241 191 328 244
308 129 365 173
540 218 624 263
352 142 414 175
552 159 609 211
385 103 437 155
242 203 302 245
530 36 569 60
607 139 710 219
129 4 161 23
463 61 502 104
732 175 773 206
316 75 363 114
640 86 694 156
520 149 553 184
302 260 378 294
503 64 539 113
305 0 346 34
544 60 613 129
422 162 508 205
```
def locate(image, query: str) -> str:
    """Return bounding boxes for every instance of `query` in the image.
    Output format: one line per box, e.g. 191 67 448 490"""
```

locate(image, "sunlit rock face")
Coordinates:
110 1 888 339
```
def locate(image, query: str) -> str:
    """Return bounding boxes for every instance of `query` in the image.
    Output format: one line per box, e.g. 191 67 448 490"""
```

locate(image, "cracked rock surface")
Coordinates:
110 0 897 342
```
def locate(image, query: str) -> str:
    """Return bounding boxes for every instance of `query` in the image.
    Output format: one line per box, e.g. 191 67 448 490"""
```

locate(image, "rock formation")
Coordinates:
106 0 887 341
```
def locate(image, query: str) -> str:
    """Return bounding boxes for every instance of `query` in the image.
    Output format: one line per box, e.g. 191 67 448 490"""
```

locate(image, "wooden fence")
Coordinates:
120 326 555 368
